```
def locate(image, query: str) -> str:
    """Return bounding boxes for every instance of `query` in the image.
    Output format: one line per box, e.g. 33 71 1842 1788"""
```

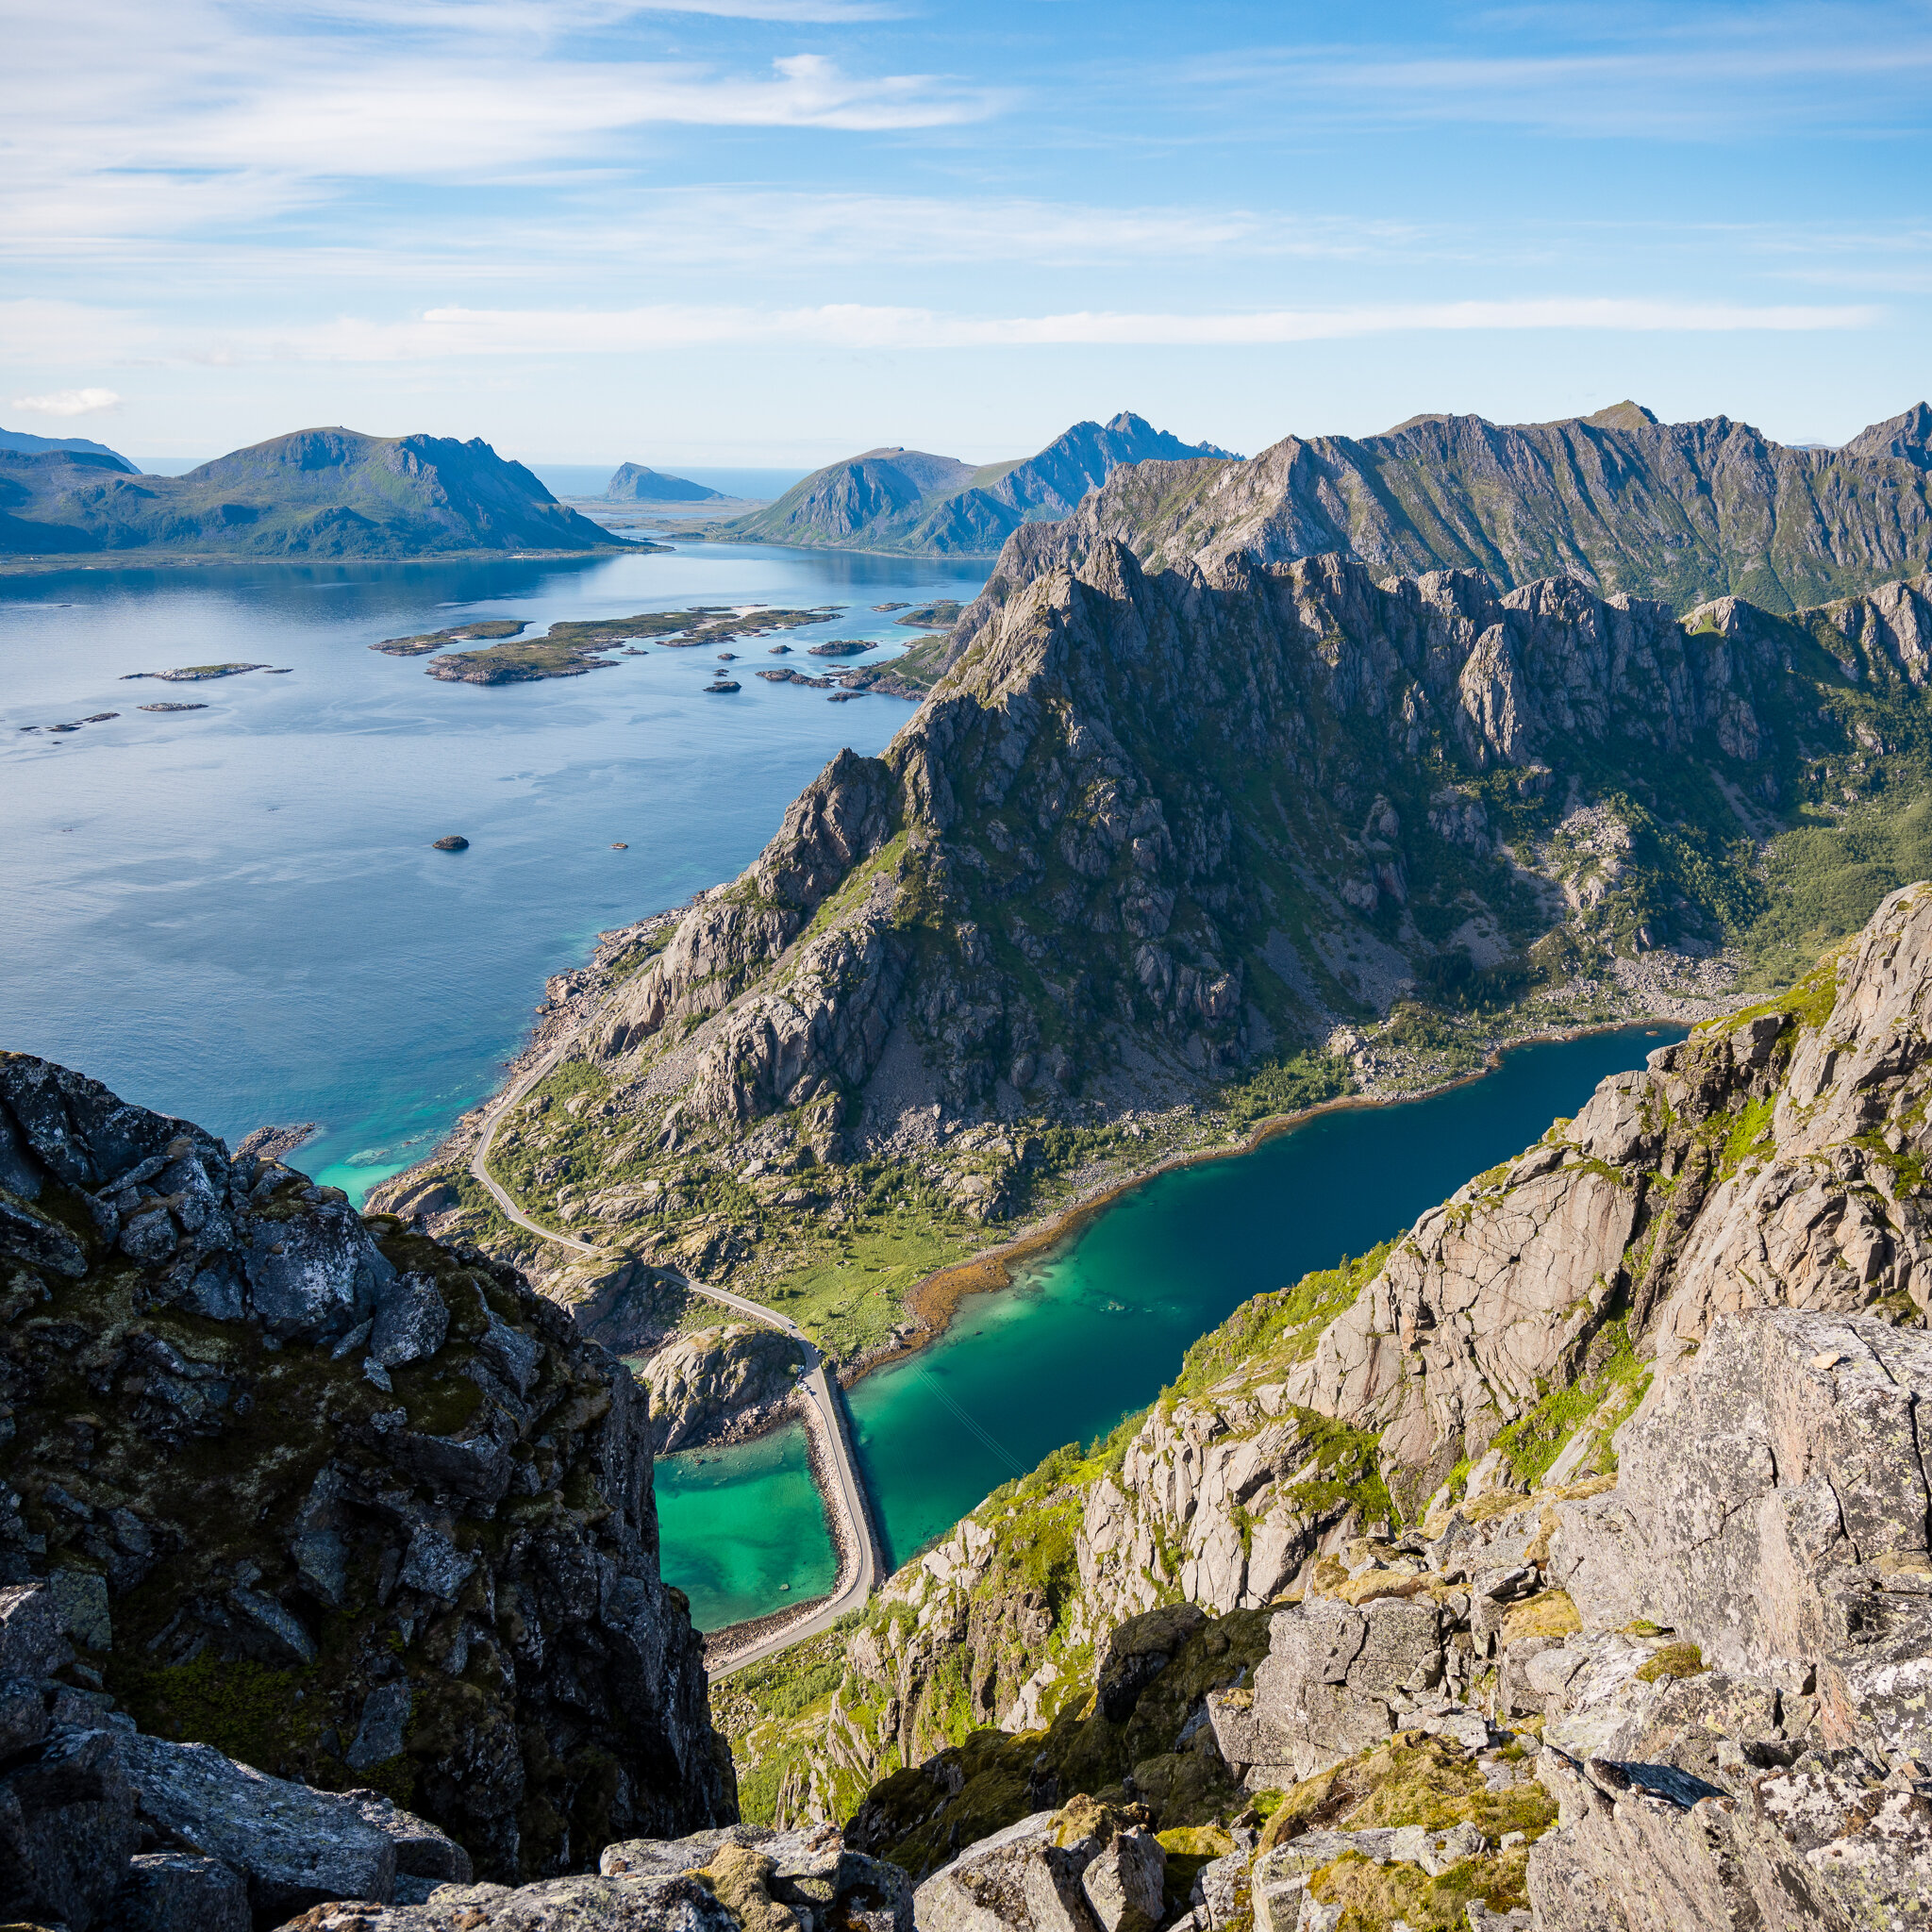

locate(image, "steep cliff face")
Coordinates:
0 1053 731 1880
956 400 1932 617
406 533 1932 1343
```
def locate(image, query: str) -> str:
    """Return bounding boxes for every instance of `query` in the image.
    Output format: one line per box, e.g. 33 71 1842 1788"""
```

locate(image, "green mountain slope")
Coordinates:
0 427 621 558
966 400 1932 618
723 413 1233 556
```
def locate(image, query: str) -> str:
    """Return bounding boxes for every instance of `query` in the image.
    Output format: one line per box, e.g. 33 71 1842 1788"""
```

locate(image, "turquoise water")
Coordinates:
0 545 983 1199
656 1421 838 1629
658 1026 1682 1627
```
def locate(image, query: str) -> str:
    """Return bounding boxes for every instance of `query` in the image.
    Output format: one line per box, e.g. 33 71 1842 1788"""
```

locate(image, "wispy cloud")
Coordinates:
1176 3 1932 139
6 295 1874 367
1 1 1002 256
9 387 123 415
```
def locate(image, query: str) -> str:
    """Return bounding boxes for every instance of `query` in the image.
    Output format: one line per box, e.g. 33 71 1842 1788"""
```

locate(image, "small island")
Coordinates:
432 834 470 851
427 607 841 685
122 662 269 682
138 702 208 713
806 639 871 658
895 599 961 629
372 620 529 657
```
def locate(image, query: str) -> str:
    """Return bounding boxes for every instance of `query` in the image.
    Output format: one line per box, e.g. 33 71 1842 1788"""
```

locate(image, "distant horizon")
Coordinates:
8 3 1930 462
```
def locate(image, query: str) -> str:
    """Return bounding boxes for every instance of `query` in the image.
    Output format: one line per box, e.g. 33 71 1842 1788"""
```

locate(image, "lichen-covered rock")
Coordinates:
0 1054 731 1880
277 1874 739 1932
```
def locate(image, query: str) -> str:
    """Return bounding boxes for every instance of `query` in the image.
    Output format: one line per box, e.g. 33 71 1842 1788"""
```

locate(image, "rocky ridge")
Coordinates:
720 884 1932 1930
391 524 1932 1362
950 399 1932 621
0 1050 730 1882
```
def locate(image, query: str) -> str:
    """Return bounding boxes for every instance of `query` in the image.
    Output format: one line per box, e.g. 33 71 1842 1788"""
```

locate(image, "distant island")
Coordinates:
0 425 137 471
719 409 1239 557
0 426 635 562
604 463 725 504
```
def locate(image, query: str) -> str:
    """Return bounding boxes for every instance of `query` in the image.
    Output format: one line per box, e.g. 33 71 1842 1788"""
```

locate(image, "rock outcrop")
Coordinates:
639 1324 806 1452
728 886 1932 1931
0 1052 730 1881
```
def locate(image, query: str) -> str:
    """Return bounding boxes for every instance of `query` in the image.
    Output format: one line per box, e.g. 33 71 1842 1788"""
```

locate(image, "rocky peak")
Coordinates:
1843 399 1932 469
0 1052 730 1879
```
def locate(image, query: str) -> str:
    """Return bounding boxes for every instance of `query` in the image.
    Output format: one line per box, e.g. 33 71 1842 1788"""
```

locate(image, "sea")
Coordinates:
658 1024 1682 1629
0 541 983 1197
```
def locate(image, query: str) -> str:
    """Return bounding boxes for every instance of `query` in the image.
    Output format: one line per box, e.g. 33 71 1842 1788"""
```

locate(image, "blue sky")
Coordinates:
3 0 1929 466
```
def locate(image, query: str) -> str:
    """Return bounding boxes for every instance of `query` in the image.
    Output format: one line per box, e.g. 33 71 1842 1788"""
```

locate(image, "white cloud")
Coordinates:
30 295 1863 366
10 387 124 415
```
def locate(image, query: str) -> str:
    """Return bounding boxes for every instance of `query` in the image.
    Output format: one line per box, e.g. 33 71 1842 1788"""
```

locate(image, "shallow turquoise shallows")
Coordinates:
658 1025 1683 1627
0 545 984 1200
654 1421 839 1632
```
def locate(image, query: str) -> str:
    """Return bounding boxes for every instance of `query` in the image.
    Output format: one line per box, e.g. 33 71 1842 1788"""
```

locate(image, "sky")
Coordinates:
2 0 1929 467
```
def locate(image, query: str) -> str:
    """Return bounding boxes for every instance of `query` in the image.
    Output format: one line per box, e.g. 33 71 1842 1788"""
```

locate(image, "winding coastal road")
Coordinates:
467 1046 881 1674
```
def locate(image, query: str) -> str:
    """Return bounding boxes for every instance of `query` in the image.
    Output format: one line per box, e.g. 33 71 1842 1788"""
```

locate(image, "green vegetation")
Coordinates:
1172 1245 1395 1396
1636 1641 1708 1683
370 620 528 657
429 607 838 684
1491 1316 1649 1486
1743 799 1932 985
1217 1050 1355 1130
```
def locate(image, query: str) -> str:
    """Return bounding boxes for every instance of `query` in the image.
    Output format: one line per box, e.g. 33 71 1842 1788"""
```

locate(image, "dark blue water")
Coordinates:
0 545 982 1196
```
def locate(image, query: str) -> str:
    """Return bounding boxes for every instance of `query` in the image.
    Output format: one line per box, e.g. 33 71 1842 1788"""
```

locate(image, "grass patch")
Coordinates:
1636 1641 1707 1683
1217 1050 1355 1131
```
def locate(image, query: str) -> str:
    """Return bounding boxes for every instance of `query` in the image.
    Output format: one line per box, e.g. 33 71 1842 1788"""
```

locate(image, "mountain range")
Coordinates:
0 427 619 559
720 410 1237 556
0 425 136 471
969 399 1932 615
605 462 724 504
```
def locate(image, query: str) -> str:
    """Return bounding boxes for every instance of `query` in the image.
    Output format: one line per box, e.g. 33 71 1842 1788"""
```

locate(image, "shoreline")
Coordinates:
0 544 635 579
840 1010 1690 1396
700 1369 874 1675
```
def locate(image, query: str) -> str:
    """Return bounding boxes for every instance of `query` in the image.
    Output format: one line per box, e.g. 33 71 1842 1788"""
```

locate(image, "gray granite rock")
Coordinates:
1079 1827 1164 1932
114 1851 251 1932
0 1724 140 1932
911 1809 1102 1932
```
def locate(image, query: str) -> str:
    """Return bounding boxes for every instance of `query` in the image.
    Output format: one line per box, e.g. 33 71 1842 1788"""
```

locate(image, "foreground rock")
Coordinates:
0 1052 730 1880
639 1324 806 1452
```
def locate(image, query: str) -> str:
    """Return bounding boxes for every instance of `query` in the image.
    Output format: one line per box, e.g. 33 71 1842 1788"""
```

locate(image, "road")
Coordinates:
468 1047 881 1675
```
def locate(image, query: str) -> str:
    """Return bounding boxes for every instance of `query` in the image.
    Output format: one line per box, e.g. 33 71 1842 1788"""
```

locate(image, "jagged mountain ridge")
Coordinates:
0 428 619 558
721 412 1234 556
605 550 1923 1131
948 399 1932 621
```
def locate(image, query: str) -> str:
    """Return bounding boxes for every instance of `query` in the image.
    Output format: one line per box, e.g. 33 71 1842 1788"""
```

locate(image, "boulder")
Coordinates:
275 1874 741 1932
114 1731 401 1920
114 1852 252 1932
1250 1596 1444 1779
0 1724 139 1932
1079 1827 1164 1932
911 1809 1103 1932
